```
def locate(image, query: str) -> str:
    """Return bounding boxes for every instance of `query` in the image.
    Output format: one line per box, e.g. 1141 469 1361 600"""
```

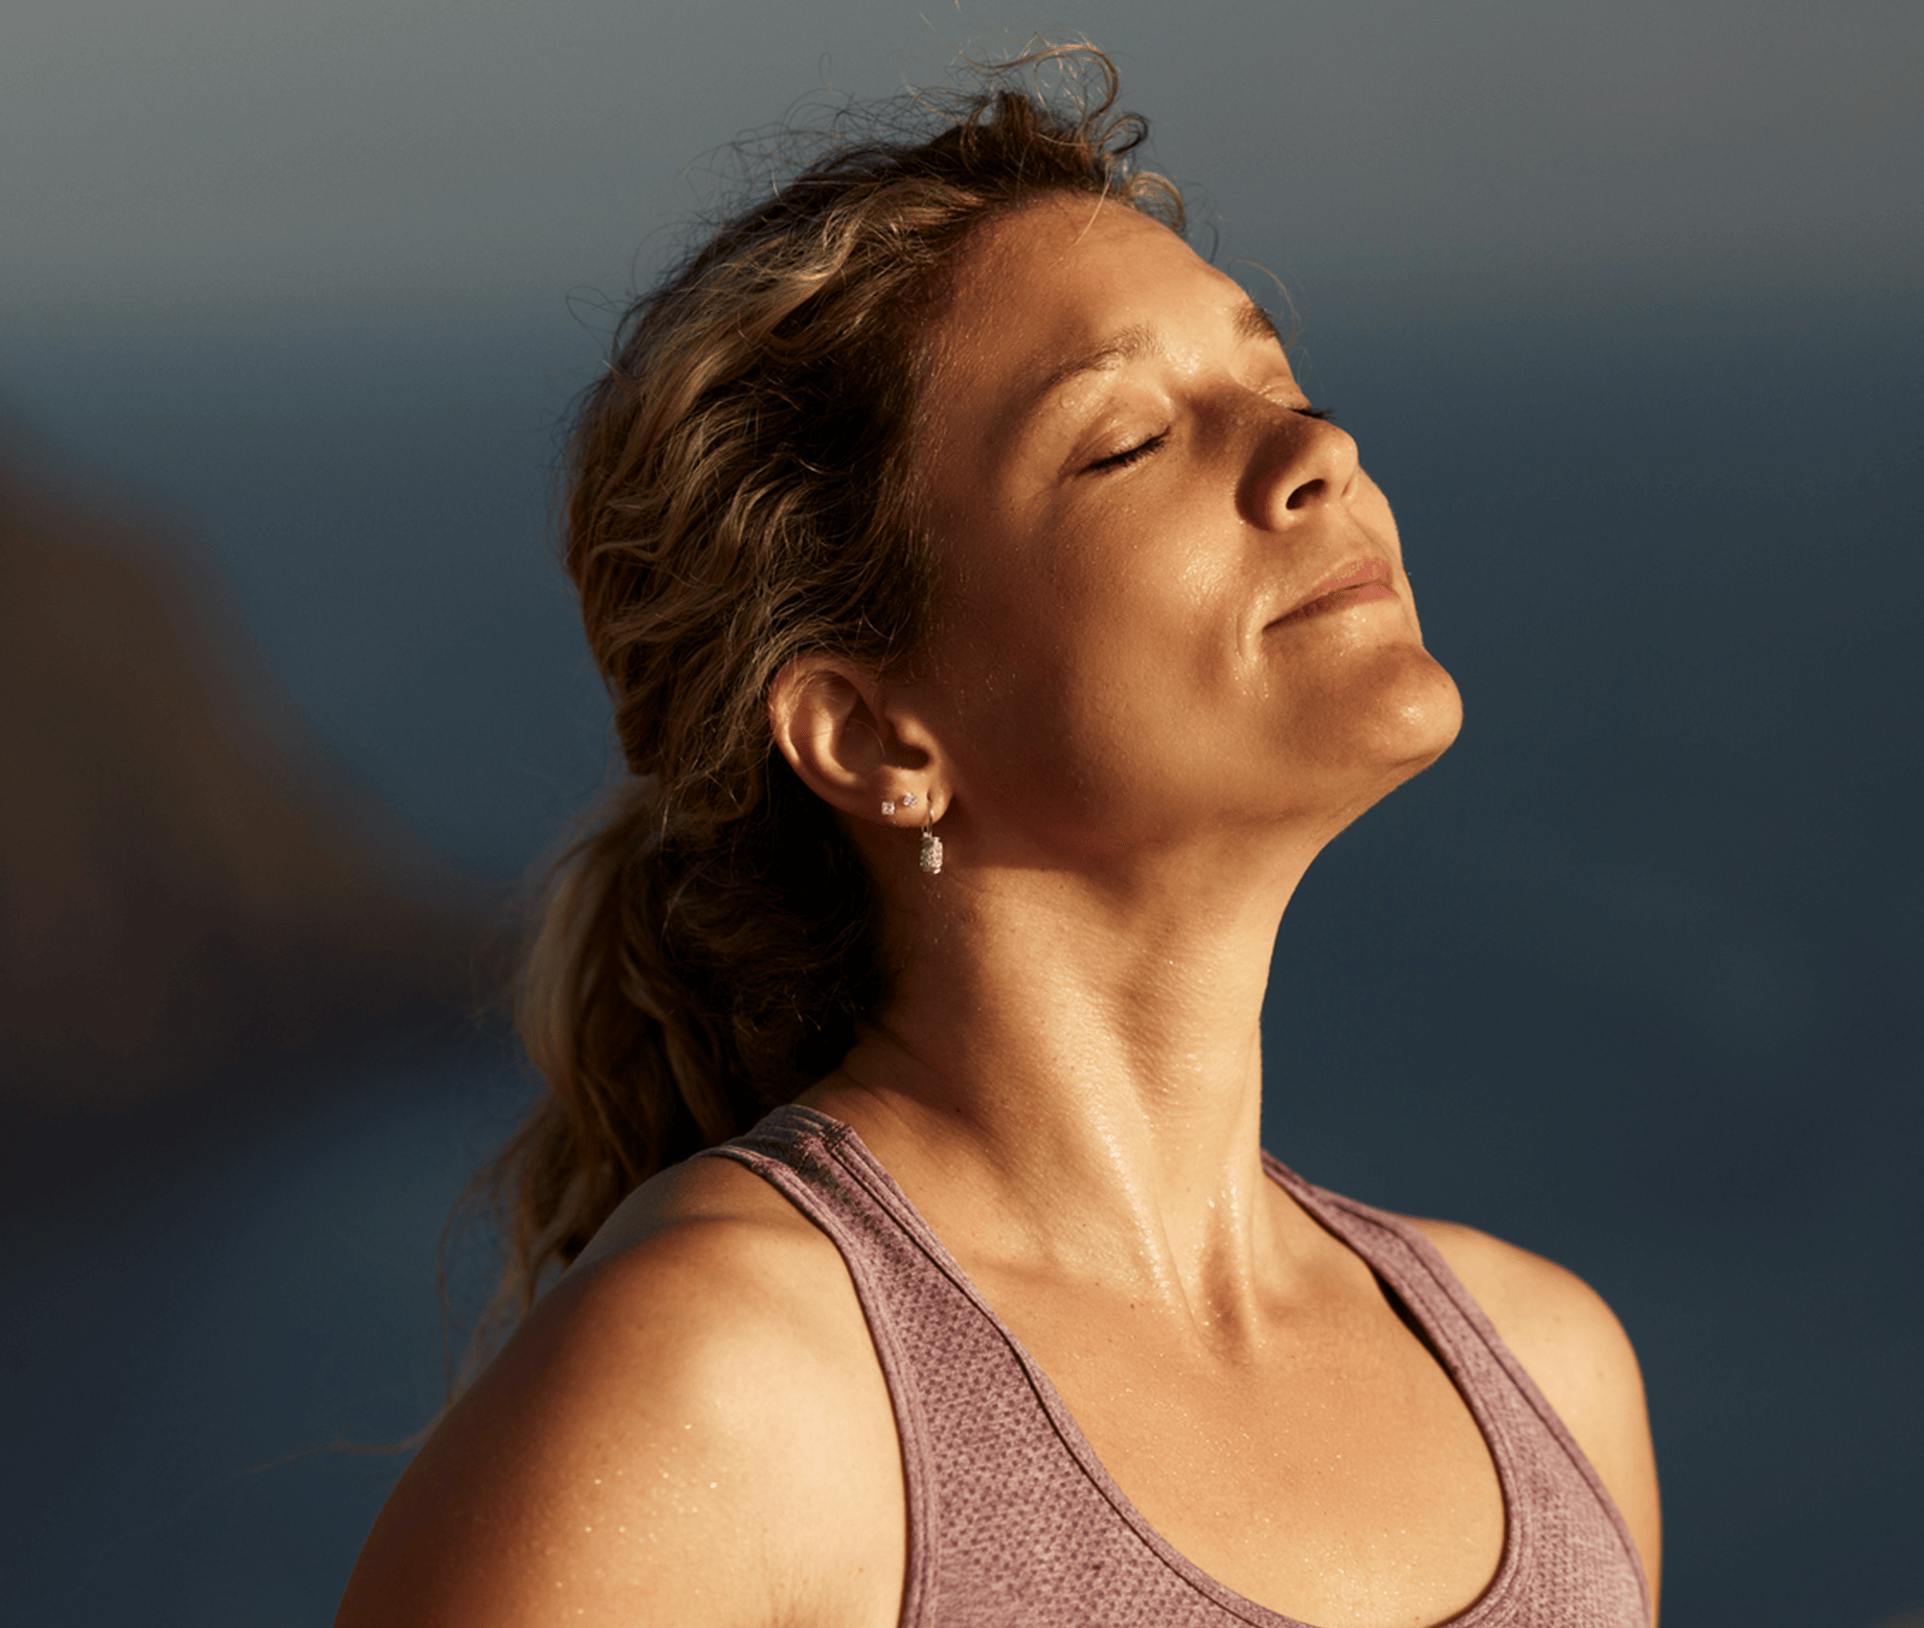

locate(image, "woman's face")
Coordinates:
908 192 1462 865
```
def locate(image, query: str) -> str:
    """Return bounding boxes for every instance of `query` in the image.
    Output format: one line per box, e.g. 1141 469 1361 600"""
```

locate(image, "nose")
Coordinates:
1243 408 1361 530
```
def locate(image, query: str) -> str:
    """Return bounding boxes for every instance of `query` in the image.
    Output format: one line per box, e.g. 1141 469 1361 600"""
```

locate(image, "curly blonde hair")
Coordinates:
424 40 1187 1419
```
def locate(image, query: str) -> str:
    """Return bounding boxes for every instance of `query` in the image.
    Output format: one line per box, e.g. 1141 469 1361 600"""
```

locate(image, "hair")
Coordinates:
395 39 1190 1441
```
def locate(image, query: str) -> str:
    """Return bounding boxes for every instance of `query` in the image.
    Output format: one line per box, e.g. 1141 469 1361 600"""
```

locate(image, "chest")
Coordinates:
830 1273 1509 1628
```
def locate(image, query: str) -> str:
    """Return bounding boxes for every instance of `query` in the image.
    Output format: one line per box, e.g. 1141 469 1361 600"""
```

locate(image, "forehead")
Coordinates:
919 194 1247 416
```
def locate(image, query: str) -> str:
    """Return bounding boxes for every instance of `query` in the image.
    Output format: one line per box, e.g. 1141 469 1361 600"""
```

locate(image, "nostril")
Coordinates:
1285 478 1325 511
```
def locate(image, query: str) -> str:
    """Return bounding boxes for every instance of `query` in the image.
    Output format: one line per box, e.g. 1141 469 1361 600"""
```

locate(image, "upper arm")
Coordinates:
1408 1217 1663 1625
334 1218 856 1628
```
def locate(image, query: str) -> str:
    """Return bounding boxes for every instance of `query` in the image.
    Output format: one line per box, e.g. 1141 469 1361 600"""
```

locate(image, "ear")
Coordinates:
766 651 946 825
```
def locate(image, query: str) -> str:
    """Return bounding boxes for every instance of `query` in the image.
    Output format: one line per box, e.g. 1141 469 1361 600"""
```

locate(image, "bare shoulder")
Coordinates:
1403 1214 1663 1622
335 1153 905 1628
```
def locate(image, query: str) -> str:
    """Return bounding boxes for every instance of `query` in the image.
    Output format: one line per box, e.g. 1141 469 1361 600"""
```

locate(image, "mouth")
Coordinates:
1265 556 1396 628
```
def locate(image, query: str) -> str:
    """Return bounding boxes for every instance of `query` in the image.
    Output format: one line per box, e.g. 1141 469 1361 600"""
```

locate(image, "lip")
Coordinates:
1266 556 1395 626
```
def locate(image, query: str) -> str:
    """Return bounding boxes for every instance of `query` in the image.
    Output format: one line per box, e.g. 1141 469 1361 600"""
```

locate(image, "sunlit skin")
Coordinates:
770 190 1464 1344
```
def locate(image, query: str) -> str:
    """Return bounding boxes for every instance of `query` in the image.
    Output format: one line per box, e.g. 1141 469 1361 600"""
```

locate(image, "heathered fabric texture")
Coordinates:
691 1102 1652 1627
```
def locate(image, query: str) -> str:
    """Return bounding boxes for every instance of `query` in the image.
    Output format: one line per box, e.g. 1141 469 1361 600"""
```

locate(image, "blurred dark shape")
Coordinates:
0 440 497 1113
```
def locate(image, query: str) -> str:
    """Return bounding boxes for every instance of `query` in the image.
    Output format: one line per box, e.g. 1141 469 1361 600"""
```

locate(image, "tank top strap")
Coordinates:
1258 1149 1653 1624
687 1103 945 1624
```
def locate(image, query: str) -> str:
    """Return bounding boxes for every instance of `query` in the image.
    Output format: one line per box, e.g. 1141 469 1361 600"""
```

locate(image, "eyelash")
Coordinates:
1087 405 1339 473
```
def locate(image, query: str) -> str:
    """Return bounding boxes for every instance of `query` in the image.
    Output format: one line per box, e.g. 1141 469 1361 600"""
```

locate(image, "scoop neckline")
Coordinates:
763 1099 1527 1628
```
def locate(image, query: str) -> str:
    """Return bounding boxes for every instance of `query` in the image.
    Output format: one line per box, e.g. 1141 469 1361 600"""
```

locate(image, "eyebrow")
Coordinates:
1016 295 1289 427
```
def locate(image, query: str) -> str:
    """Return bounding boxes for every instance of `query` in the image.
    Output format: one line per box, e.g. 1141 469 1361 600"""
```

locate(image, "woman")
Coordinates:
338 44 1661 1628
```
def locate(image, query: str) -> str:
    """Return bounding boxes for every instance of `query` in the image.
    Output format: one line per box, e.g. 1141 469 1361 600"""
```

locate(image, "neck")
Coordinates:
794 835 1332 1356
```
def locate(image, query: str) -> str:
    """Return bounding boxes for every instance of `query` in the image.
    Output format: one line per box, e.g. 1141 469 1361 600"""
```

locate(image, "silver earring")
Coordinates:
880 798 895 815
919 807 943 875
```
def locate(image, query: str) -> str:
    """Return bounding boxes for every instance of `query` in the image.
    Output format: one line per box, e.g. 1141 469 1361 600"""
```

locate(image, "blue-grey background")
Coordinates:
4 2 1919 1624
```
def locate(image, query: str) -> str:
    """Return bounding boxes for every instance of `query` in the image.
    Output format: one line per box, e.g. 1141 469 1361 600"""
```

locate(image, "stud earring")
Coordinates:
880 798 895 815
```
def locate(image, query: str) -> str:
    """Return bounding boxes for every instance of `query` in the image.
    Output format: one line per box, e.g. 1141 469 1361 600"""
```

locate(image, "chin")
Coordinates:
1269 648 1464 802
1398 659 1465 747
1357 654 1465 778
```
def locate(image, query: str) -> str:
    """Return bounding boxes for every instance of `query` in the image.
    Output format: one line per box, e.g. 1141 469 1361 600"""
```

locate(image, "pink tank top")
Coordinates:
691 1101 1653 1627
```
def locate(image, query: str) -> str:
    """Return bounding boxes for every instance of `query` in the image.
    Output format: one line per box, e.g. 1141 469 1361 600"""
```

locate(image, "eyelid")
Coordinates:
1262 379 1333 418
1081 399 1338 475
1084 429 1170 472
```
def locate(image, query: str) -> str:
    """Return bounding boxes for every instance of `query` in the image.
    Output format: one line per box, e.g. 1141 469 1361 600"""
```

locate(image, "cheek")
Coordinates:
985 580 1239 783
992 505 1239 711
929 580 1122 806
947 587 1080 729
926 483 1247 783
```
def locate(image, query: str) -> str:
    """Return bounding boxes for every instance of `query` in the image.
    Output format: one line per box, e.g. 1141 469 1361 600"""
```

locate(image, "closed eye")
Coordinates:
1082 403 1338 475
1086 431 1170 472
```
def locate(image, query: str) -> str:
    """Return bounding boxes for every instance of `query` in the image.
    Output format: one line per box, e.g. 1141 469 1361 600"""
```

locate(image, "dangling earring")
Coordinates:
880 789 942 873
